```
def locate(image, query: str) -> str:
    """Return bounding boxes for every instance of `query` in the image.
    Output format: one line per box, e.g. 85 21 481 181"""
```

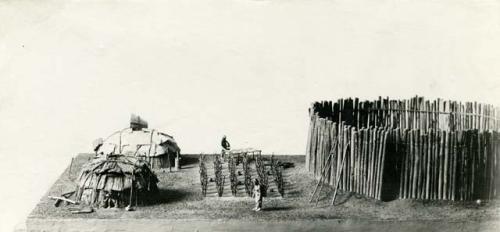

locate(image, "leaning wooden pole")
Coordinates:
332 142 349 205
309 142 336 203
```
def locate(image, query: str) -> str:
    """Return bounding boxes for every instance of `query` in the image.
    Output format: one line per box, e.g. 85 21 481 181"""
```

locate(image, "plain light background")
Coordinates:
1 0 499 231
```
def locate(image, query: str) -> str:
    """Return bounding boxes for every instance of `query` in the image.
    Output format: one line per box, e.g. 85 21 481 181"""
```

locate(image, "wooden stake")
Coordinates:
331 142 349 205
363 128 369 196
305 108 315 171
377 130 388 200
443 131 449 200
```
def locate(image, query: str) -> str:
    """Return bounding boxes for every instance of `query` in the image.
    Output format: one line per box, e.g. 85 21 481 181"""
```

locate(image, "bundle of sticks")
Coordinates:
228 155 238 196
49 191 77 207
198 154 208 197
255 153 269 197
242 153 253 197
271 155 285 197
213 155 225 197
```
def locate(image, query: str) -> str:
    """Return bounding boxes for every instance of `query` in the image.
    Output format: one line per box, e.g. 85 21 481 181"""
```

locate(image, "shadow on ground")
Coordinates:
334 192 354 205
181 156 200 166
262 206 294 211
148 189 193 205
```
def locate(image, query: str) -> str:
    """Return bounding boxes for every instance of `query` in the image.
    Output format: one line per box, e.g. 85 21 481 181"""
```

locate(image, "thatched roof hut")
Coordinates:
75 155 159 208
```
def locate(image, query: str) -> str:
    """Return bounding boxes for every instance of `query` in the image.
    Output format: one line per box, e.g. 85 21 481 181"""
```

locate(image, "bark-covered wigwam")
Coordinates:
75 155 159 208
94 115 181 170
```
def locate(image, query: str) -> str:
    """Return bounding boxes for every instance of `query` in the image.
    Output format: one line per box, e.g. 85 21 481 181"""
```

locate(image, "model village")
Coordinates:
30 96 500 224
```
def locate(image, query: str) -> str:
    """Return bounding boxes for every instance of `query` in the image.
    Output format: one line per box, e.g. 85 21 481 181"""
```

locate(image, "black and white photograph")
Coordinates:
1 0 500 231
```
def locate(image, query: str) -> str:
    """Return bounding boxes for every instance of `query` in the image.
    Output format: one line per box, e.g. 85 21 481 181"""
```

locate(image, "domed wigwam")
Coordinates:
93 114 181 170
75 155 159 208
75 114 178 209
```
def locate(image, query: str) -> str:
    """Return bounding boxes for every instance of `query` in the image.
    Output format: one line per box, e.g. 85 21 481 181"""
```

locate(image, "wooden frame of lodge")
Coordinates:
96 127 181 169
305 96 500 201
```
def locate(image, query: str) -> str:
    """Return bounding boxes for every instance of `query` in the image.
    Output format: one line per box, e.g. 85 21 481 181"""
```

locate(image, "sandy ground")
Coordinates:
21 154 500 231
20 218 500 232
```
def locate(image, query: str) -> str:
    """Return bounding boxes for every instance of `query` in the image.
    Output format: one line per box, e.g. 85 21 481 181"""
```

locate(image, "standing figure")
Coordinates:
252 179 262 211
102 190 119 208
221 135 231 159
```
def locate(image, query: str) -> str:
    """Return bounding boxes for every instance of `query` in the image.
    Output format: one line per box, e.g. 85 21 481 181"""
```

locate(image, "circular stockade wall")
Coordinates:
305 96 500 201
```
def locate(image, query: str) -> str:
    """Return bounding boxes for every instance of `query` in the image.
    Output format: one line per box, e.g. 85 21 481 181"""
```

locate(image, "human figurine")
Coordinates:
110 191 119 208
102 191 111 208
102 191 119 208
221 135 231 158
252 179 262 211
